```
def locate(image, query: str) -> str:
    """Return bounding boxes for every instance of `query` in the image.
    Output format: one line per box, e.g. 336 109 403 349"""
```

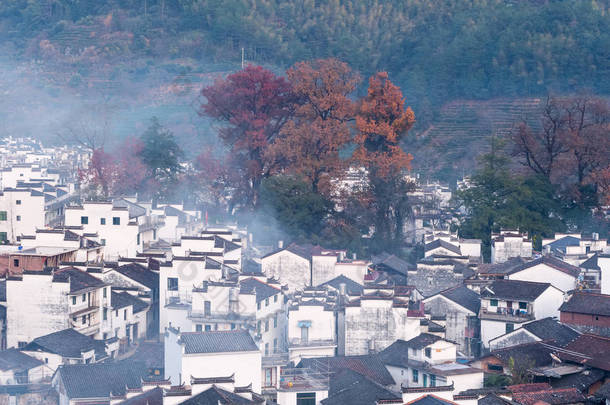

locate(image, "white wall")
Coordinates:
532 286 564 319
508 263 576 292
262 251 310 291
600 256 610 295
182 351 262 393
0 190 45 242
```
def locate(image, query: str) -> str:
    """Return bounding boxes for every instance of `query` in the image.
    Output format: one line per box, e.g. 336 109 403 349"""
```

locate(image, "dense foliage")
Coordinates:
1 0 608 115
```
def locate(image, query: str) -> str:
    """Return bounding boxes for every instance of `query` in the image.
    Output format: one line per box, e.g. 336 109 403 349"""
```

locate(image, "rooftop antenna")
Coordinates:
241 48 245 69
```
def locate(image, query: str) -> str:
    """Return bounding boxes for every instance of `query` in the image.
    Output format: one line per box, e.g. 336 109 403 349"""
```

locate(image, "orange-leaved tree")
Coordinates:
353 72 416 251
266 58 360 195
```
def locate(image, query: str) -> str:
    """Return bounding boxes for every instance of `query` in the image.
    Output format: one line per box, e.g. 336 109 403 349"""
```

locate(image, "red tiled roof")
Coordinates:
512 388 585 405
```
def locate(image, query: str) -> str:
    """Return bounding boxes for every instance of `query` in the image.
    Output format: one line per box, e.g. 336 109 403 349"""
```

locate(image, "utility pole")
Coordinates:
241 48 245 69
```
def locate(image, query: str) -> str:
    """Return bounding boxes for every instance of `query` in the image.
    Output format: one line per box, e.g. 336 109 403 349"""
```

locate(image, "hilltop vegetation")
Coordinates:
0 0 608 178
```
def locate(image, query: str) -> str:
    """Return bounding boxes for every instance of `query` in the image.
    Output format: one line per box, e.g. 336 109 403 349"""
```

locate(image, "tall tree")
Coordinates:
266 58 360 194
138 117 183 197
353 72 416 250
200 65 295 210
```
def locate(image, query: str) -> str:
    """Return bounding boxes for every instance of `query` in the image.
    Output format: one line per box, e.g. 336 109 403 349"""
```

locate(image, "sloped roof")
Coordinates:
479 256 580 278
23 328 106 359
179 385 262 404
559 292 610 317
404 333 448 350
521 318 580 347
53 267 107 294
0 349 42 372
179 330 258 354
117 386 163 405
486 341 554 368
299 355 395 386
321 368 401 405
559 334 610 371
481 280 552 301
319 275 364 295
512 388 585 405
437 286 480 314
547 236 581 253
371 252 413 275
550 367 605 391
112 291 149 313
57 361 147 399
405 394 460 405
425 239 462 256
579 253 600 270
114 263 158 290
378 339 410 368
239 277 281 303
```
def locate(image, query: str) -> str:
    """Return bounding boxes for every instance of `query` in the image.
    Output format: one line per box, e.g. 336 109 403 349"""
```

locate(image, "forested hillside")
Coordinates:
1 0 608 177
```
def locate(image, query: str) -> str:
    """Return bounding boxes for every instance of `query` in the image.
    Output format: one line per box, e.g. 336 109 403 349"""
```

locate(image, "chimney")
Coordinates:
593 232 599 241
249 233 253 243
278 240 283 249
339 283 346 297
368 339 375 354
352 253 357 260
544 245 551 255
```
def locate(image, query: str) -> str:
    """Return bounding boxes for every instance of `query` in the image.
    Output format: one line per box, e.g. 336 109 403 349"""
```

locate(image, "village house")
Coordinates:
5 267 109 348
21 328 112 373
19 228 103 263
261 243 349 291
339 284 424 356
409 257 475 297
490 230 533 264
369 252 413 285
287 288 338 363
477 255 581 293
424 231 482 262
559 291 610 336
488 317 580 351
0 188 45 243
479 279 565 349
320 367 400 405
542 233 608 266
0 246 78 276
470 341 555 376
378 334 484 395
599 254 610 295
109 290 149 347
0 348 49 384
423 286 481 357
164 328 262 393
64 201 139 258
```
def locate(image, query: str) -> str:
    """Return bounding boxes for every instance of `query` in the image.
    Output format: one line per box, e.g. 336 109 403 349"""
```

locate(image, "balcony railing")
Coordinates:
479 307 534 322
188 310 255 323
288 338 336 348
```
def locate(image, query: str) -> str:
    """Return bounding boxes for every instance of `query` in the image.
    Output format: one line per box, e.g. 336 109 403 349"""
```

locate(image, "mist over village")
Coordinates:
0 1 609 405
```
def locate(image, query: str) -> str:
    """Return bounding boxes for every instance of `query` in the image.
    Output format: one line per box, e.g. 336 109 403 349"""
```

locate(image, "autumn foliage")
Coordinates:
354 72 416 178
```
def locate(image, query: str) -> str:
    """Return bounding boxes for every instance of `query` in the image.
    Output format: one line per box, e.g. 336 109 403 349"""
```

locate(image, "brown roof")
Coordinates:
559 292 610 317
558 334 610 371
508 383 552 393
512 388 585 405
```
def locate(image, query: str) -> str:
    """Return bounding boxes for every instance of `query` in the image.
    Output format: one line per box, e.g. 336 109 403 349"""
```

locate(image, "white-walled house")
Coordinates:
491 230 533 264
0 188 45 243
64 202 139 258
6 267 110 348
0 348 50 384
542 233 608 265
601 254 610 295
479 279 564 349
20 228 103 263
164 328 262 393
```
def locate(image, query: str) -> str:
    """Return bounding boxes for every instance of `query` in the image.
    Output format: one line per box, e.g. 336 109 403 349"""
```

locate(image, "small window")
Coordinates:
257 320 261 332
205 325 211 331
103 308 107 321
413 369 419 383
265 343 269 356
103 288 107 298
112 217 120 225
0 211 7 221
13 259 19 267
274 315 278 328
16 215 20 222
274 295 278 302
72 296 76 305
196 324 202 332
15 200 21 205
137 233 141 245
101 239 106 246
265 320 269 332
72 317 77 322
167 277 178 291
204 301 211 316
103 333 107 340
430 375 436 387
265 298 269 306
82 315 86 325
506 323 514 333
0 232 7 242
231 323 235 330
124 310 127 320
519 302 527 310
100 218 106 225
425 348 431 358
81 216 88 225
82 294 86 302
257 302 261 310
490 299 498 307
18 341 27 349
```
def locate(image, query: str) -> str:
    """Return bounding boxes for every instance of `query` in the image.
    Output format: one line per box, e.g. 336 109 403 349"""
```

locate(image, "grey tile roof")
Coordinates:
319 275 364 295
57 360 147 399
23 328 106 359
378 339 410 368
179 330 258 354
439 285 480 314
321 368 401 405
239 277 281 303
407 395 460 405
481 280 552 301
117 386 163 405
299 355 395 386
0 349 42 372
521 318 580 347
487 341 554 369
114 263 158 290
179 385 262 404
559 292 610 317
550 367 605 391
425 239 462 255
404 333 446 350
112 291 149 313
53 267 107 294
371 252 414 275
579 253 600 270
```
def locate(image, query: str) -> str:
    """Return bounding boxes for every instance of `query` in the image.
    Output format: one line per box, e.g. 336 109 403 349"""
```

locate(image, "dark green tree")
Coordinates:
258 175 333 243
138 117 183 196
